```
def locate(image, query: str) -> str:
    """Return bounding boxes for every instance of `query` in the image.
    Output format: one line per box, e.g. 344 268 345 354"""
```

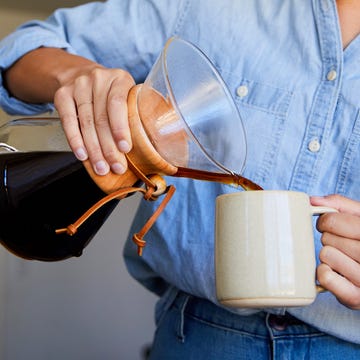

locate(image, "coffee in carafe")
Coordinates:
0 151 119 261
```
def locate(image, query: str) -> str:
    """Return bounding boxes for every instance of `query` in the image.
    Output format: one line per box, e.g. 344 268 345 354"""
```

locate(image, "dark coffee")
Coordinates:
0 151 119 261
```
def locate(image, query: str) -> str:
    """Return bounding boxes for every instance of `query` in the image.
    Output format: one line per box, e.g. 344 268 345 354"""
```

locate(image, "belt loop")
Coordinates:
155 287 179 327
176 293 190 343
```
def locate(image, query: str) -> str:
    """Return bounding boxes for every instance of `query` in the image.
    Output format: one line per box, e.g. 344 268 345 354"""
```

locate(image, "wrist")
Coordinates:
4 47 103 103
54 53 104 88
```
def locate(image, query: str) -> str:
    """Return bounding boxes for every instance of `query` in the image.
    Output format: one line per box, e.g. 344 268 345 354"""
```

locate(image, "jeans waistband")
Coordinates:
170 290 320 338
151 290 360 359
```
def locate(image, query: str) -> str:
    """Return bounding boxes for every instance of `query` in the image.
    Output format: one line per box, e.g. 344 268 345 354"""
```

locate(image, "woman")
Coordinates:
1 0 360 358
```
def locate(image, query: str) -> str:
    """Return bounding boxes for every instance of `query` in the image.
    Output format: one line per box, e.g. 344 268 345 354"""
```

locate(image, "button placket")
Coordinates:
288 0 342 193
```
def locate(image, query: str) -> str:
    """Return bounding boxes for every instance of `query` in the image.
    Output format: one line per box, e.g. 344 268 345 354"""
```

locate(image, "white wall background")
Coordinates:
0 2 157 359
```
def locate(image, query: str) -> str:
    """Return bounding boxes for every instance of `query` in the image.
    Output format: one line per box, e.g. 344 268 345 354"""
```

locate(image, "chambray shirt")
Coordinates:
1 0 360 344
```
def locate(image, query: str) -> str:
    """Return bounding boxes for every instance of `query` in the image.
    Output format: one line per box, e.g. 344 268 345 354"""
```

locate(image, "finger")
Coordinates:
74 75 109 175
311 194 360 217
92 70 128 174
107 71 135 152
321 232 360 263
319 245 360 287
54 86 88 161
317 263 360 310
316 212 360 240
78 102 110 175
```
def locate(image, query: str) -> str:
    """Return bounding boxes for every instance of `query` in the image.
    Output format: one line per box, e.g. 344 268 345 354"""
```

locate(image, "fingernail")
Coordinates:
75 147 88 161
111 162 126 175
118 140 131 153
95 161 109 175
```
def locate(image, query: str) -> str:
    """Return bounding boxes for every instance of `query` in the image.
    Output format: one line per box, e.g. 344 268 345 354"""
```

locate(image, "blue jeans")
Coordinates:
148 291 360 360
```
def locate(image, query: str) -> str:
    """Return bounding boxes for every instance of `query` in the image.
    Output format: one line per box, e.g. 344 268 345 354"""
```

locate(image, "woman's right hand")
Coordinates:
4 47 136 176
54 66 136 176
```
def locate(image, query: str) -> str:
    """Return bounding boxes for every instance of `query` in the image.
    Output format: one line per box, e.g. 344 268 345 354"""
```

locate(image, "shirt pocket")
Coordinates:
336 108 360 199
231 78 293 187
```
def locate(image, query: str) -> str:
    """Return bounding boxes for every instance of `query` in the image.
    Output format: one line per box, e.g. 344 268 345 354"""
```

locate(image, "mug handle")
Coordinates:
311 205 339 293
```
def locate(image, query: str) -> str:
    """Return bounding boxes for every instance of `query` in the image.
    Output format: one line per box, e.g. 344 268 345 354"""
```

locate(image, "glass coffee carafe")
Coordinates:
0 37 259 262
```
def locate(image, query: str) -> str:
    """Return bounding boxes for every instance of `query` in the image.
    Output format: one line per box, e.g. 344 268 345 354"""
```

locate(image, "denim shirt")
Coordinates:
1 0 360 344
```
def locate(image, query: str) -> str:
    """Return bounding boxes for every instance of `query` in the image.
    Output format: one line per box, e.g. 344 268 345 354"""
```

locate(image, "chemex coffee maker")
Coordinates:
0 37 260 262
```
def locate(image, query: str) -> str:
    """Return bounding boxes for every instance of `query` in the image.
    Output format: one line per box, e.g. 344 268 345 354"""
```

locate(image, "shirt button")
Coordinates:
308 139 321 152
326 70 337 81
236 85 249 98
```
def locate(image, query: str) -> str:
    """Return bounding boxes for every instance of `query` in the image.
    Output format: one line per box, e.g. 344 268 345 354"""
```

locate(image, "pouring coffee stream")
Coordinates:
172 167 262 192
0 37 262 261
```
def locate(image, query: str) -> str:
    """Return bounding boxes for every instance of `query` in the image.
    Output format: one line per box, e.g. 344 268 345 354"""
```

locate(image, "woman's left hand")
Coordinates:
311 194 360 310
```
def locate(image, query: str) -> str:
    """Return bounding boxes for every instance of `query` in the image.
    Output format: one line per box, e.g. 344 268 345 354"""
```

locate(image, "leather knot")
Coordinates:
55 223 77 236
65 224 78 236
132 233 147 256
143 186 155 201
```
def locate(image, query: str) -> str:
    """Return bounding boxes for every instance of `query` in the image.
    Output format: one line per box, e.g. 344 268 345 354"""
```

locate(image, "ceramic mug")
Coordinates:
215 190 337 308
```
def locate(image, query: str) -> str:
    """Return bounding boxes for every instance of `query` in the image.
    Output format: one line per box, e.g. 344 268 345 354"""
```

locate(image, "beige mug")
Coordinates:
215 190 337 308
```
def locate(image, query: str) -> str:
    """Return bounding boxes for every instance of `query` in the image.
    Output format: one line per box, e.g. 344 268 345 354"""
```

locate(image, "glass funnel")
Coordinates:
137 37 247 175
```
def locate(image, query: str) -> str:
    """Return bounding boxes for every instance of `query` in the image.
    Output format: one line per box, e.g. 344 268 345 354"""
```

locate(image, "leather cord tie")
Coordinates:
55 156 176 256
132 184 175 256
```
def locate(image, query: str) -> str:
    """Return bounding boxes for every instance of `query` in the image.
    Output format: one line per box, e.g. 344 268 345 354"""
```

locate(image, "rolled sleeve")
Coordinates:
0 22 77 115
